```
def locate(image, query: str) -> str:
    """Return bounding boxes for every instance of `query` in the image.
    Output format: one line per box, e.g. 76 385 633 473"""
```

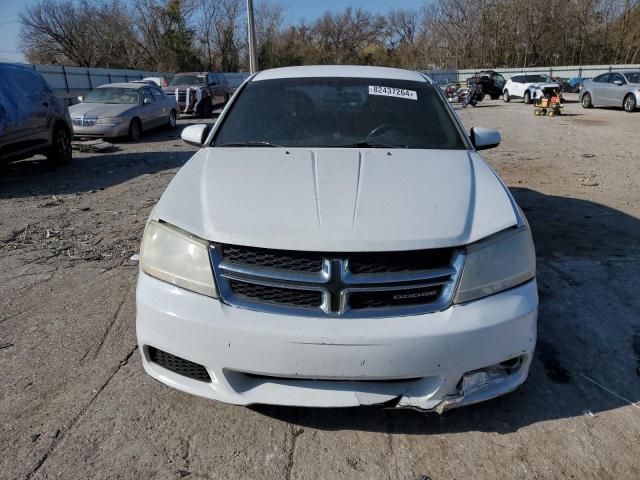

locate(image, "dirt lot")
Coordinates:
1 97 640 480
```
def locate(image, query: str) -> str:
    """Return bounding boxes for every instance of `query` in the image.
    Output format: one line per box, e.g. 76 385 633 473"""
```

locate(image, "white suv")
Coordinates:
136 66 538 413
503 74 561 103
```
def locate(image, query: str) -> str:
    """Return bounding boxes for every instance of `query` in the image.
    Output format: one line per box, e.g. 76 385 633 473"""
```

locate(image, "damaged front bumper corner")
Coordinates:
396 355 532 414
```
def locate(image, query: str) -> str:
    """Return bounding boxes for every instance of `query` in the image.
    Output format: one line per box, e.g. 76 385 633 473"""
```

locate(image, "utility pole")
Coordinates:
247 0 257 73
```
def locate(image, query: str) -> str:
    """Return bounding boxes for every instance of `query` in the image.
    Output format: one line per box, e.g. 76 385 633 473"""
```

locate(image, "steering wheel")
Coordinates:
365 123 395 140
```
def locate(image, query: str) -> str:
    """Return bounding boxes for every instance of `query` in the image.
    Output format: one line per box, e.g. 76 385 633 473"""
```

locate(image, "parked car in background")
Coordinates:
0 62 72 164
137 65 538 413
580 71 640 112
142 76 171 87
163 72 231 116
567 77 589 93
503 74 561 104
466 70 506 99
69 83 178 141
224 72 250 94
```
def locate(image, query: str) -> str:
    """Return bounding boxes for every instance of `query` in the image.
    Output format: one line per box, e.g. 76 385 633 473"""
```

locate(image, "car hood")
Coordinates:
69 103 134 117
152 148 518 251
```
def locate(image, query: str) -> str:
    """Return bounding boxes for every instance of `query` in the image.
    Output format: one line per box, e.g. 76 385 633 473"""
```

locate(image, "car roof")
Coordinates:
98 82 149 89
252 65 429 83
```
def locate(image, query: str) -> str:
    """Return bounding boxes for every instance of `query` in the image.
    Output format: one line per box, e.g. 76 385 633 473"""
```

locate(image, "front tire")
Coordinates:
129 118 142 141
503 90 510 102
46 125 72 164
167 109 177 128
623 94 637 112
524 90 532 104
581 93 593 109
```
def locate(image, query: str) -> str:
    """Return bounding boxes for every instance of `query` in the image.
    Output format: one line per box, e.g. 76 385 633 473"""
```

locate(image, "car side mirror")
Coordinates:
181 124 211 147
77 96 84 102
143 97 153 105
613 80 624 86
470 127 501 151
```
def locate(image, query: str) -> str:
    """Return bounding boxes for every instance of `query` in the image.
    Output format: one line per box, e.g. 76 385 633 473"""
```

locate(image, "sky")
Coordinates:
0 0 425 64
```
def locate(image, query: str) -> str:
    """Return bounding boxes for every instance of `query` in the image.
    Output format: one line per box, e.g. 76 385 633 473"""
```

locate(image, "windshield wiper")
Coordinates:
328 141 407 149
354 141 407 149
215 141 281 147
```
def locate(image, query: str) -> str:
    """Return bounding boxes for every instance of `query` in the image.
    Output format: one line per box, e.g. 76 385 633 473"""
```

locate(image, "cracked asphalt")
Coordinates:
1 99 640 479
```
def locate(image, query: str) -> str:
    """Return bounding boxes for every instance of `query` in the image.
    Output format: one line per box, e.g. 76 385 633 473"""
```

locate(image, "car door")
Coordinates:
0 74 27 157
150 87 170 125
207 74 225 106
510 76 525 97
606 73 627 106
140 88 161 128
591 74 609 105
493 73 506 93
0 65 50 147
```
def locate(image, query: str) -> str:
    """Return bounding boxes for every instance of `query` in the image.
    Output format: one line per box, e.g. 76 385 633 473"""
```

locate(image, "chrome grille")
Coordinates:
211 244 464 318
222 245 322 272
230 280 323 308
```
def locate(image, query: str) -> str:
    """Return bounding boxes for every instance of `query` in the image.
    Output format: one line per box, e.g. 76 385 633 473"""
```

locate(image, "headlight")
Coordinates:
454 226 535 304
140 221 218 298
96 117 124 125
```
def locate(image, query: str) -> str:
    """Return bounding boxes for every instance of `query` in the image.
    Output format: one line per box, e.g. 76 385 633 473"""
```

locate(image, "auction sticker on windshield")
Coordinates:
368 86 417 100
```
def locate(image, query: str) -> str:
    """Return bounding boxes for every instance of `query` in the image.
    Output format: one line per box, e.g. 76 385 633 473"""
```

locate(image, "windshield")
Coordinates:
526 75 551 83
625 72 640 83
85 87 139 104
213 77 466 149
169 75 204 87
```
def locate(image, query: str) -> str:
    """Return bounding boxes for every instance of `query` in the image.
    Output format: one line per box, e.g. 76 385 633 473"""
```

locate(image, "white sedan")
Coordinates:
136 65 538 412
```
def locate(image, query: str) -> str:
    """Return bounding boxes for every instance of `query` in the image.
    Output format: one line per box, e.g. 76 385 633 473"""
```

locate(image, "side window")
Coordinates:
150 87 164 100
594 74 610 83
609 73 625 84
209 74 219 86
494 74 506 86
141 89 154 103
3 66 50 97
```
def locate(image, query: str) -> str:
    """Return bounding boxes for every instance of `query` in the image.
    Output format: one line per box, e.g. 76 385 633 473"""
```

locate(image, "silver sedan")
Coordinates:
580 71 640 112
69 83 178 140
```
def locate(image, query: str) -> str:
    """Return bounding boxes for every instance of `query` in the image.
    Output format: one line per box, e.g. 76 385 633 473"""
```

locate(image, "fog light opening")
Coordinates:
457 355 526 394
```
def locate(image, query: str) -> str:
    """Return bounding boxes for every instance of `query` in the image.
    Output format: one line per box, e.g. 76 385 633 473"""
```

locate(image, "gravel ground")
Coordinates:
1 99 639 480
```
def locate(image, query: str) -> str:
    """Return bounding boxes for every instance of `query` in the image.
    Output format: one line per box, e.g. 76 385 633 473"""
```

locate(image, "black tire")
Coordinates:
623 94 637 113
167 109 177 128
581 92 593 109
503 90 510 102
46 124 72 164
129 118 142 141
524 90 531 104
198 99 213 117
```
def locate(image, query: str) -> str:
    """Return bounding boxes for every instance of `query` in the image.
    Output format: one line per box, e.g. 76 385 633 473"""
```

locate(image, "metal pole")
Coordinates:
247 0 257 73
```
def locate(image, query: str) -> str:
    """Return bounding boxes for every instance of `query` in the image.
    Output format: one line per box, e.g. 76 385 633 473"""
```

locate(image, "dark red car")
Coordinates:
163 72 231 117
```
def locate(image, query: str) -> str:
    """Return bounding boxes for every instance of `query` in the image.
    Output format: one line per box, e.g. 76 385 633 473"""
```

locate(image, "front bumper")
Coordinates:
136 272 538 411
72 123 129 138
